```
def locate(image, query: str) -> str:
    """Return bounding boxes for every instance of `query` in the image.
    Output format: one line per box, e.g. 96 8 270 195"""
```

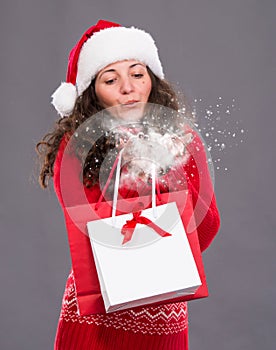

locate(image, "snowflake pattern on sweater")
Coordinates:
59 270 188 335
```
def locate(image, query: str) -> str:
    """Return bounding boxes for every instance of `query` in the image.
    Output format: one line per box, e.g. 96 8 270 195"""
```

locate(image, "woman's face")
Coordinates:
95 60 152 120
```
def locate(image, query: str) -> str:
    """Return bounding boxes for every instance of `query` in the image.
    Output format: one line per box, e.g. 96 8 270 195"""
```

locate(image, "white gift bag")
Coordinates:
87 152 202 313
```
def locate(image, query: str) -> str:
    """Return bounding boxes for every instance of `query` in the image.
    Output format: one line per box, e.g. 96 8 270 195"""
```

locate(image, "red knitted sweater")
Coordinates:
53 131 220 350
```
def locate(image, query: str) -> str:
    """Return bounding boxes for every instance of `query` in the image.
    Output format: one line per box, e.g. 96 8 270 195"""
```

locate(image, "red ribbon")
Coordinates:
121 210 172 245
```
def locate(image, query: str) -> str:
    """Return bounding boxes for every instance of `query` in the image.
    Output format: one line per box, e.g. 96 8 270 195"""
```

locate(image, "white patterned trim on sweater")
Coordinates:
59 271 188 335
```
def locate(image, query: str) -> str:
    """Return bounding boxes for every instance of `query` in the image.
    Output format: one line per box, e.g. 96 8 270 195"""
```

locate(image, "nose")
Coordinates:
119 76 134 94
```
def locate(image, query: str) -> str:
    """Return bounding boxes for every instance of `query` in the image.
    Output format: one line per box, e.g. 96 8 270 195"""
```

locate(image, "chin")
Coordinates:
112 103 146 121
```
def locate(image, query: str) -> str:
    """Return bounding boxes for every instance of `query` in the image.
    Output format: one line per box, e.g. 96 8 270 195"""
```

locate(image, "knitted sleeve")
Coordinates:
53 135 69 208
183 131 220 252
53 134 101 209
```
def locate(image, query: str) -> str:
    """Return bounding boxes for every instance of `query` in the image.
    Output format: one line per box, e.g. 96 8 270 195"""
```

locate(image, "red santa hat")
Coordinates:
51 19 165 117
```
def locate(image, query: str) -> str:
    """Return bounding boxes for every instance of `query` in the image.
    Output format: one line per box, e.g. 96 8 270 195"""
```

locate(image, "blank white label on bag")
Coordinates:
87 202 201 313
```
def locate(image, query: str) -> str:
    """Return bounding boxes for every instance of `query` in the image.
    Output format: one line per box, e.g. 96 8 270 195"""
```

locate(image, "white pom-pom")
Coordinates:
51 82 77 117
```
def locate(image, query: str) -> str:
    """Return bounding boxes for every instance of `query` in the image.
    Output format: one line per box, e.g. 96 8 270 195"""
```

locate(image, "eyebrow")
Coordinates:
98 63 146 79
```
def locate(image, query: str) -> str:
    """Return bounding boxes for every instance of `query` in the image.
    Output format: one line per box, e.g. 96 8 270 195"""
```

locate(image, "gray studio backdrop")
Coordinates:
1 0 275 349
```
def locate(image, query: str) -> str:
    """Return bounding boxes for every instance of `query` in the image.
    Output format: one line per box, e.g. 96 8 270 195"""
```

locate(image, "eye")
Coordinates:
105 78 117 85
132 73 144 78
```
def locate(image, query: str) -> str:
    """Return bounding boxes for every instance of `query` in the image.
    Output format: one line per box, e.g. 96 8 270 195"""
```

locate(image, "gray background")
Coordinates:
1 0 275 349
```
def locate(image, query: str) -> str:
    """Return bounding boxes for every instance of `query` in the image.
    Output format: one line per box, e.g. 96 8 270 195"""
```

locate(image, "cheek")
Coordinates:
144 79 152 98
138 76 152 96
95 85 115 107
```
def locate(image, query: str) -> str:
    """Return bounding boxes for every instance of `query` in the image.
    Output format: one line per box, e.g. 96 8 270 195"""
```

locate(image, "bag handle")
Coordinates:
112 149 123 224
94 153 120 211
112 151 158 225
95 149 161 224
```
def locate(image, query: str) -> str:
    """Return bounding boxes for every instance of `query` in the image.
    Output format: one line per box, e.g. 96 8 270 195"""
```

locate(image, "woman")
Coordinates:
36 19 220 350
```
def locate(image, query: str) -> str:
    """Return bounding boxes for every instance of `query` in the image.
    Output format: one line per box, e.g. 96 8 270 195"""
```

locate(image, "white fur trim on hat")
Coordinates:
51 82 77 117
77 26 164 95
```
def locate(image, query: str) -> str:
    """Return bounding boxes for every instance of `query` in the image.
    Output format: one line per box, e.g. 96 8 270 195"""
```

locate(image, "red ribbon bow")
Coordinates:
121 210 172 245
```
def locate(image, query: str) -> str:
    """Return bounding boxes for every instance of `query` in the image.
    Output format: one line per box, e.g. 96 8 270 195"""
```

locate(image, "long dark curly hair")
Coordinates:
36 67 192 189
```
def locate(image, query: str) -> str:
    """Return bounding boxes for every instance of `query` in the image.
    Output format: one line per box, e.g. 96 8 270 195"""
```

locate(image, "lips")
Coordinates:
122 100 139 105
